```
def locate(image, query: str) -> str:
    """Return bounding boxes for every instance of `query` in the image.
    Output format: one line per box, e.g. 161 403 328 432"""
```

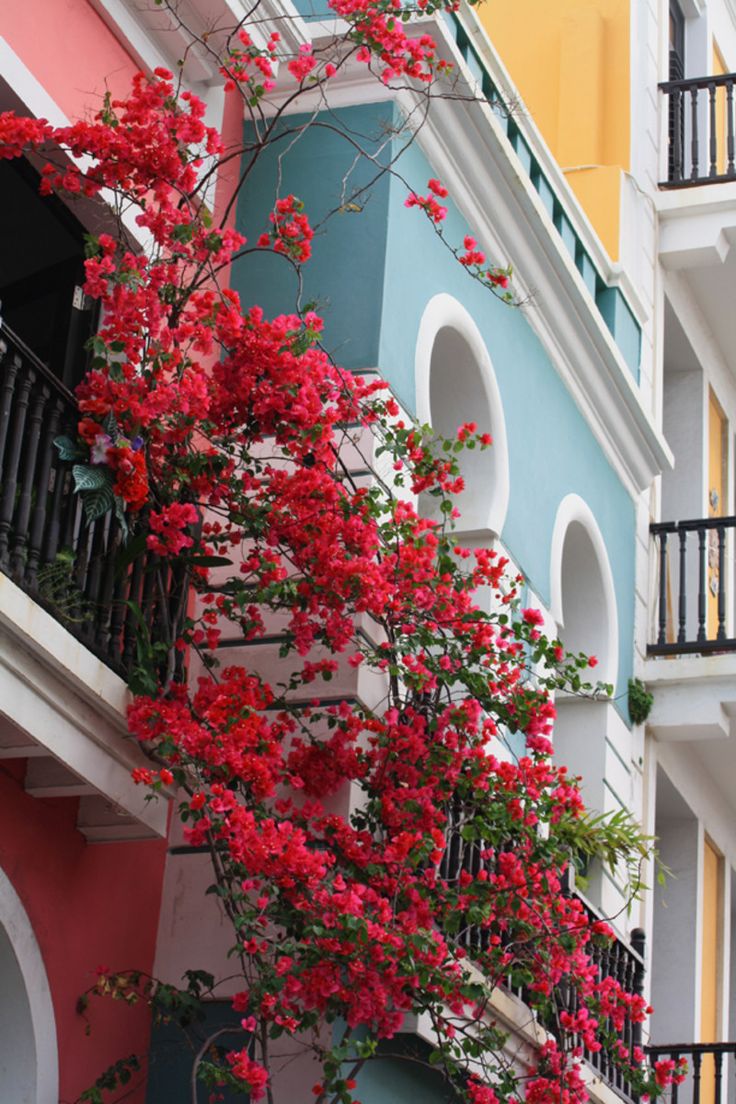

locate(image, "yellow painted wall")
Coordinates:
713 42 727 175
707 389 727 638
700 838 722 1104
481 0 630 260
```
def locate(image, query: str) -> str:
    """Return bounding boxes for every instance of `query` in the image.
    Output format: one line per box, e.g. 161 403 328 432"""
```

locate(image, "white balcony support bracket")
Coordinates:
0 573 168 839
658 186 736 270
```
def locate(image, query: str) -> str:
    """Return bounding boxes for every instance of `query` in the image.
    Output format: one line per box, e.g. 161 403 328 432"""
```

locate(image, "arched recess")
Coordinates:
415 293 509 539
550 494 618 688
0 865 58 1103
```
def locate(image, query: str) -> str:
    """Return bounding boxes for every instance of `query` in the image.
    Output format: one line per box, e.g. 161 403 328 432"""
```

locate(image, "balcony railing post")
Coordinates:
631 928 646 1057
709 82 718 177
698 526 707 642
691 86 700 180
715 1048 723 1104
657 532 668 646
25 396 63 588
728 80 736 175
0 342 19 482
0 362 34 570
10 381 49 582
693 1050 702 1104
678 529 687 643
717 524 727 640
672 87 683 182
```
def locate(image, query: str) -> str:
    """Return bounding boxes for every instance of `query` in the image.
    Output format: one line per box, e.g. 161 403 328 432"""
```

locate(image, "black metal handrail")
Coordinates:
439 800 645 1101
660 72 736 187
645 1042 736 1104
0 322 188 680
649 517 736 656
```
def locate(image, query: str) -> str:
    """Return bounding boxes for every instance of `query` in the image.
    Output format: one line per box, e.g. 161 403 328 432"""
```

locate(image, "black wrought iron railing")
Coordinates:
0 322 187 679
645 1042 736 1104
660 73 736 187
649 517 736 656
439 801 645 1100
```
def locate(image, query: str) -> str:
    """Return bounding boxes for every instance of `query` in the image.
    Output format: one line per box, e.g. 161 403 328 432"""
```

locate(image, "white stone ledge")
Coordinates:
0 572 167 837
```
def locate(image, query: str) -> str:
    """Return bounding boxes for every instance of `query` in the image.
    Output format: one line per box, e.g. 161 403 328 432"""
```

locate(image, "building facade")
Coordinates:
0 0 735 1101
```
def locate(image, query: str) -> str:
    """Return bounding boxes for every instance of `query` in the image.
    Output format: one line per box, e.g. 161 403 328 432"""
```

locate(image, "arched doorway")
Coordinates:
0 866 58 1103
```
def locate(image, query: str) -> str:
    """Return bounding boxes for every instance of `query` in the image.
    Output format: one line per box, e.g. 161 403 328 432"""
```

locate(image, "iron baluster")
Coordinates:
10 381 48 581
710 82 718 176
0 345 20 482
0 362 34 569
691 86 700 180
657 532 668 645
728 79 735 175
715 1048 723 1104
25 396 62 588
698 526 707 642
678 528 687 643
717 524 727 640
693 1050 702 1104
673 87 683 181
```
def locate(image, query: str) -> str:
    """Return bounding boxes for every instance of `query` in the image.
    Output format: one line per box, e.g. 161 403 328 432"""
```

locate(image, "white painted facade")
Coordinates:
623 0 736 1058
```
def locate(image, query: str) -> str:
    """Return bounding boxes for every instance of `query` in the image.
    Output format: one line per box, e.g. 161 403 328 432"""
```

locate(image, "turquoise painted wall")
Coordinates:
233 105 393 370
232 103 636 716
354 1035 459 1104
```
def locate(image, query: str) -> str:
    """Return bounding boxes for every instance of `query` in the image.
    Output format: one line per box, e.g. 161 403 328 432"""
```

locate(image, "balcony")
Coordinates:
0 320 184 839
0 321 186 680
660 73 736 189
439 800 646 1101
645 1043 736 1104
649 517 736 658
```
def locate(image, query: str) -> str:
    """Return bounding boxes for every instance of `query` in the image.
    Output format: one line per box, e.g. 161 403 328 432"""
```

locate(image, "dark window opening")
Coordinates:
0 156 96 389
669 0 685 80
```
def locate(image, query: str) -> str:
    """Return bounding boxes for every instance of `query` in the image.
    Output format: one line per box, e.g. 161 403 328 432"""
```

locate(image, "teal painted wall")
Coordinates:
232 102 636 715
232 105 393 370
354 1035 459 1104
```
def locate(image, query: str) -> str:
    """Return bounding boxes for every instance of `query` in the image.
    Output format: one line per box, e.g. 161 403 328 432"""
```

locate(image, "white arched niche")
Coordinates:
415 294 509 539
549 495 620 869
0 866 58 1103
550 494 618 688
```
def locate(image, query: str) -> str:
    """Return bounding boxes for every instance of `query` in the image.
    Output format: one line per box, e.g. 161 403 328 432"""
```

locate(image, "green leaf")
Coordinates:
102 410 120 440
113 494 130 541
54 436 84 462
83 484 115 523
72 464 111 493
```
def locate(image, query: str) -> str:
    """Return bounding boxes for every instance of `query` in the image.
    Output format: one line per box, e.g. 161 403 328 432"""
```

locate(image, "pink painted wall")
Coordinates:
0 0 139 122
0 760 167 1103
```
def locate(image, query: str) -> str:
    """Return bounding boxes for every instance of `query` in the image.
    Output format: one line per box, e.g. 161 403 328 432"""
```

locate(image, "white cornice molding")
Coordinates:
89 0 310 80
